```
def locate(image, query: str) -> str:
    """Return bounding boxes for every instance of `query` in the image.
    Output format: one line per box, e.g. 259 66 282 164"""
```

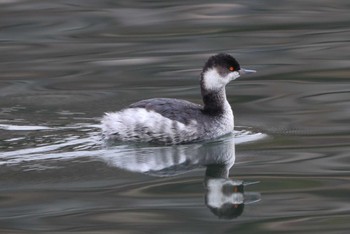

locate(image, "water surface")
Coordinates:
1 0 350 233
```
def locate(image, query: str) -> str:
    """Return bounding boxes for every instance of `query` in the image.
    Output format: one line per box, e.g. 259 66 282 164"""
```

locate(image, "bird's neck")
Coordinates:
201 88 230 115
205 164 230 178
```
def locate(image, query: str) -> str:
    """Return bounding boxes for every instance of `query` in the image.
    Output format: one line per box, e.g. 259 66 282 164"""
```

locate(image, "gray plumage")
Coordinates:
101 53 255 144
128 98 204 125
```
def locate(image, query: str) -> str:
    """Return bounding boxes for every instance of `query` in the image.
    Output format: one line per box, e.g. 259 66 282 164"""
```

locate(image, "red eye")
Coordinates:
229 66 234 71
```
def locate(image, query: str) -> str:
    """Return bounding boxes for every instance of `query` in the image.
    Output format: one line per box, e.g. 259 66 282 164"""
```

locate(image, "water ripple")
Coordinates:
0 121 266 170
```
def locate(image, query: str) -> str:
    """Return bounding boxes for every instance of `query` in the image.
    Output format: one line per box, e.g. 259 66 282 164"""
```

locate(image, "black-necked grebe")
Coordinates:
101 53 256 144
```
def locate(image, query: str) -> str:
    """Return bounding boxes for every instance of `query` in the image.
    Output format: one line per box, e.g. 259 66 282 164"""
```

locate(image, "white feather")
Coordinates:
101 108 199 144
202 68 240 91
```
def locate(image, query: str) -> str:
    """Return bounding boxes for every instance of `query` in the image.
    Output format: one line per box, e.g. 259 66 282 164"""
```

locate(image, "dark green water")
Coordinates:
1 1 350 233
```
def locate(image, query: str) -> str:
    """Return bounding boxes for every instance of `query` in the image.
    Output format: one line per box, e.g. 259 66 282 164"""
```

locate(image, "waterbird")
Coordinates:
101 53 256 144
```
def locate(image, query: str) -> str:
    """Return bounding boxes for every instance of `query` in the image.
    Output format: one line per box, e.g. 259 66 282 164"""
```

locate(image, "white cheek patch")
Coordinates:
227 71 240 81
206 179 244 208
203 68 227 91
203 69 240 91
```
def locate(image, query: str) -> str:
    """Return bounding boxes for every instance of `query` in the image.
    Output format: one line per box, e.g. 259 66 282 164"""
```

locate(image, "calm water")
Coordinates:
1 0 350 233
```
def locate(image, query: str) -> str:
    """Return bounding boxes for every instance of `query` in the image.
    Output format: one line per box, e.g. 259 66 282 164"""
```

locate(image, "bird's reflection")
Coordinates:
102 134 260 219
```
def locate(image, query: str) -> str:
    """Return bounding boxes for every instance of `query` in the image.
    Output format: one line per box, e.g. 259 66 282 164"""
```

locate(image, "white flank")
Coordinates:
101 108 198 144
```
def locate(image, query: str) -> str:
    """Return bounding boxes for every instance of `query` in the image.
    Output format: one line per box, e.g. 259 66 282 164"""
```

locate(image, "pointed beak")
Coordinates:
239 68 256 75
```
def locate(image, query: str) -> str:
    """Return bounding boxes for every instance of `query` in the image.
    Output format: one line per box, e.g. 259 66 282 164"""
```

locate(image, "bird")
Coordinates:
101 53 256 145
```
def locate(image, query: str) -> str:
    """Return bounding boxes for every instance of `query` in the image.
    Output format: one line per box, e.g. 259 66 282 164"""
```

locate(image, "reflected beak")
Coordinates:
239 68 256 75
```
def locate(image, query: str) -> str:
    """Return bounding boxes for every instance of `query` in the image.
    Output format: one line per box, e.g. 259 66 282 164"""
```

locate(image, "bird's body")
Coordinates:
102 97 233 144
101 53 255 144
